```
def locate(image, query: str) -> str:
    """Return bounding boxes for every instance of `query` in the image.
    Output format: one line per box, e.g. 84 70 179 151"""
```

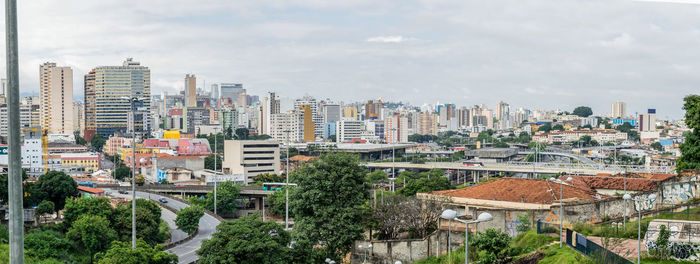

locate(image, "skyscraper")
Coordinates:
84 58 151 140
73 102 84 136
40 62 74 134
300 105 315 142
220 83 243 102
185 74 196 107
639 109 657 132
611 101 626 118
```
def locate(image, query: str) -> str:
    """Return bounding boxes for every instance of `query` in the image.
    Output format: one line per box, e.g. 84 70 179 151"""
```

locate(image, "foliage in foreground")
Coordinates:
175 205 204 234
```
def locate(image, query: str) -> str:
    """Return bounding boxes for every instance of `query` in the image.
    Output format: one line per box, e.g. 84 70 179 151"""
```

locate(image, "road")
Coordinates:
106 189 221 264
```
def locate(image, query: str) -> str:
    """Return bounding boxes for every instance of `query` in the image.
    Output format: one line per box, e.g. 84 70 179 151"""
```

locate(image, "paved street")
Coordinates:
106 189 221 264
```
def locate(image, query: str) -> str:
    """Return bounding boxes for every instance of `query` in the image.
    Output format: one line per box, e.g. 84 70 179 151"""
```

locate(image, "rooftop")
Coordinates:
562 175 660 192
77 185 105 194
430 178 603 204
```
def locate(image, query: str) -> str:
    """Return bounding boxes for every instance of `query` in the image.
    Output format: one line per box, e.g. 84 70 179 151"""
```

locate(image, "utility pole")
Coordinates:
131 100 137 250
214 128 218 215
5 0 24 261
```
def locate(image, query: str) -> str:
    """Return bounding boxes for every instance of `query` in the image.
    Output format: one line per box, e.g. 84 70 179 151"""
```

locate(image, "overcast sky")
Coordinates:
2 0 700 119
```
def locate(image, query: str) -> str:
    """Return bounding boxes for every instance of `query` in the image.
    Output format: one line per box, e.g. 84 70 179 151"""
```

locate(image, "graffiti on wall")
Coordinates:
632 193 657 212
644 220 700 261
662 176 698 204
505 220 522 236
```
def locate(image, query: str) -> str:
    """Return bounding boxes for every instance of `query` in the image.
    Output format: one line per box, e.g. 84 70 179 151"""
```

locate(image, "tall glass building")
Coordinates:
84 58 151 140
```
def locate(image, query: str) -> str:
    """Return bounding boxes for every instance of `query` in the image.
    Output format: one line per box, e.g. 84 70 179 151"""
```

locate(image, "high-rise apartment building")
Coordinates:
84 58 151 140
294 95 323 138
343 107 358 120
419 112 438 136
385 113 408 143
611 101 626 118
300 105 315 142
336 120 363 142
40 62 74 134
258 92 280 135
185 74 197 107
639 109 657 132
269 111 302 142
73 102 84 136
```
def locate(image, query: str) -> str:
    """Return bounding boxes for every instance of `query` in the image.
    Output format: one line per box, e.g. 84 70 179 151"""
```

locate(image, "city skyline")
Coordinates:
1 0 699 119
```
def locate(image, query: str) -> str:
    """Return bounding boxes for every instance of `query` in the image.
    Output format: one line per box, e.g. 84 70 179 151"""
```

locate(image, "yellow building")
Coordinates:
343 107 357 120
300 105 315 142
60 153 100 172
163 130 181 139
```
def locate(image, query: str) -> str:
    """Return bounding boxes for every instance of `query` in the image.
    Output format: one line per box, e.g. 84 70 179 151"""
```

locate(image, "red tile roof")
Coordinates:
77 186 105 194
562 175 659 192
430 178 603 204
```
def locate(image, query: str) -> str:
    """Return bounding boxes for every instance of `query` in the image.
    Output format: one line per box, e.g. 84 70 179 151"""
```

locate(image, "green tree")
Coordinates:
234 128 249 140
267 189 289 217
290 152 370 260
651 142 663 151
35 200 55 222
656 224 670 248
205 181 241 215
0 169 33 206
572 106 593 117
552 124 565 131
62 197 114 228
470 228 512 262
75 131 87 145
398 170 453 196
175 206 204 234
112 199 167 245
31 171 78 215
366 170 388 185
251 173 284 185
114 166 132 181
67 215 118 263
678 95 700 171
24 229 75 262
204 154 222 171
537 123 552 133
96 240 178 264
90 134 106 152
197 214 291 264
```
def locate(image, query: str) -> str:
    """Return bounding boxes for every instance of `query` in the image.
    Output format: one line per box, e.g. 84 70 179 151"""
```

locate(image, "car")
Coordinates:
158 198 168 203
118 190 128 194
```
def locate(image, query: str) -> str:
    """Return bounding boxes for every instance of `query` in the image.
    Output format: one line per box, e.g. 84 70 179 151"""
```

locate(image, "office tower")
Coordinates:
40 62 74 134
220 83 243 101
323 104 341 124
184 74 196 107
0 78 5 95
437 104 456 126
73 102 84 136
611 101 626 118
84 58 151 140
300 105 315 142
639 109 657 132
210 84 219 100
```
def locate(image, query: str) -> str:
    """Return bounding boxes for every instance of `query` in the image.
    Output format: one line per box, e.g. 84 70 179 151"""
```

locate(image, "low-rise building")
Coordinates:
222 140 280 185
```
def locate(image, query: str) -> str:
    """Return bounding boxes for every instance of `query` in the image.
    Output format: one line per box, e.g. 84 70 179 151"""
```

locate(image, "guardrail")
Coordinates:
155 200 199 249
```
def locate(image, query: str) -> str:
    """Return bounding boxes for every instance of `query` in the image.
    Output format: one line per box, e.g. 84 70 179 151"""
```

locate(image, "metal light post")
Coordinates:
284 130 291 229
324 258 336 264
441 209 494 264
123 96 147 250
624 193 657 264
550 176 573 247
5 0 23 261
213 127 220 215
391 128 397 192
441 209 457 260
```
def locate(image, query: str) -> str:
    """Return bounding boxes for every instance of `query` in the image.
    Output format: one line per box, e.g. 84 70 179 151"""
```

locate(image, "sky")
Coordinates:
1 0 700 119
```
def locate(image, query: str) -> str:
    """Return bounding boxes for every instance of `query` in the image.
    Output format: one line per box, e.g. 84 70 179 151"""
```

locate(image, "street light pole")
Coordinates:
123 96 146 250
5 0 24 261
442 210 494 264
550 176 573 247
214 127 219 215
284 130 290 229
391 128 397 192
624 193 657 264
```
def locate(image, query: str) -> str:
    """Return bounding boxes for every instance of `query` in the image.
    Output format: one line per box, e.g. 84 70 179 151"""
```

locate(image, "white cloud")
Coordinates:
366 36 408 43
600 33 634 47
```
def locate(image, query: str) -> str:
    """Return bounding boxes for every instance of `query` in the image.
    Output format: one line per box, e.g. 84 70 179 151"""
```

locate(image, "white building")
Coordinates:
269 111 302 142
222 140 280 185
336 120 363 143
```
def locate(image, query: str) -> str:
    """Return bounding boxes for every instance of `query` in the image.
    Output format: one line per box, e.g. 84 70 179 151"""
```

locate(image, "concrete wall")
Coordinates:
351 230 463 264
